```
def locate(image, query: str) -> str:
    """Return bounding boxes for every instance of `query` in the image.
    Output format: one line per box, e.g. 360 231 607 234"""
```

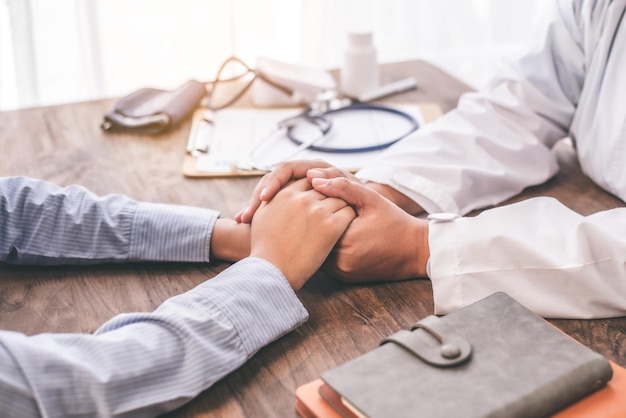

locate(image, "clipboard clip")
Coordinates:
186 110 214 156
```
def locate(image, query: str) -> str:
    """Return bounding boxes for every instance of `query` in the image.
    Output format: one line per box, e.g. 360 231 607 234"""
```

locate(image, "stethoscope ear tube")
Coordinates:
285 103 419 153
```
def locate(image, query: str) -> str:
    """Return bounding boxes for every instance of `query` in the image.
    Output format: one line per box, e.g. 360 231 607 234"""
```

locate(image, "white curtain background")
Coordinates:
0 0 547 110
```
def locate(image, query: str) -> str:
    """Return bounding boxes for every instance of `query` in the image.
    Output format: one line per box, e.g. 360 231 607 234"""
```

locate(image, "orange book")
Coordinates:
296 361 626 418
295 293 624 418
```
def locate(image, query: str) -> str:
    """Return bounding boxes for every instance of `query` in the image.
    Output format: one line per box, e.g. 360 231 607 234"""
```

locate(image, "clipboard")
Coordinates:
182 102 442 178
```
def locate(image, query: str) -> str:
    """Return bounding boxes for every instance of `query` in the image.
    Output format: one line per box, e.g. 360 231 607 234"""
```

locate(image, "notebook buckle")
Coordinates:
381 315 472 367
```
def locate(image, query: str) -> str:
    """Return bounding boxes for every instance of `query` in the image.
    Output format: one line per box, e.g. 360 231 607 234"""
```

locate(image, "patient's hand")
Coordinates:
236 159 357 224
312 177 430 282
235 159 423 224
250 178 355 291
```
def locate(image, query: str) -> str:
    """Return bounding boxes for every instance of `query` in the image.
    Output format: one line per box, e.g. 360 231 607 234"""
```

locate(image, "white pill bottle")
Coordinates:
340 32 380 99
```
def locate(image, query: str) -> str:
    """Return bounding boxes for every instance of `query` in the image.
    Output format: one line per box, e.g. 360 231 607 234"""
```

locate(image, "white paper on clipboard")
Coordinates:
187 104 426 176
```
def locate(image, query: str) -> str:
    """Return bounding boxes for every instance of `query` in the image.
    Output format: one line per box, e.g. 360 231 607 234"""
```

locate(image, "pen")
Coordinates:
357 77 418 103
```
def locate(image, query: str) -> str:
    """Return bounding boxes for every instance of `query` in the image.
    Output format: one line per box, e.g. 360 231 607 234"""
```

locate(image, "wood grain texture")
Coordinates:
1 60 624 418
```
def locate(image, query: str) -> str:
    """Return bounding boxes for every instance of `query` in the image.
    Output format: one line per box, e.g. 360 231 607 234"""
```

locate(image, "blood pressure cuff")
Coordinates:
101 79 206 135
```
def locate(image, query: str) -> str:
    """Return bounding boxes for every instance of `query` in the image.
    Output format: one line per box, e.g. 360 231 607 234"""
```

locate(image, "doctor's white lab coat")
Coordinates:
357 0 626 318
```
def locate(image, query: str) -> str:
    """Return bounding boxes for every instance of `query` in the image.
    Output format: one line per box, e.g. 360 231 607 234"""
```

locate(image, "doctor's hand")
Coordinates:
250 178 356 291
235 159 358 224
311 177 430 283
235 159 424 224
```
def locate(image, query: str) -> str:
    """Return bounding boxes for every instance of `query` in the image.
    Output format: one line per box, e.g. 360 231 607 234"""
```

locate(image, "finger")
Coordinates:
241 170 300 224
239 179 269 224
311 177 376 210
316 200 355 249
240 160 330 223
282 177 313 193
259 160 331 201
332 203 357 225
307 166 355 182
324 204 357 246
284 184 327 203
319 195 354 214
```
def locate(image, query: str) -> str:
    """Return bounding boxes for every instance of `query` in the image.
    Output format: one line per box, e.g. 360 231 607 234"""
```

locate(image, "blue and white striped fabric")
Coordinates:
0 177 308 417
0 176 218 265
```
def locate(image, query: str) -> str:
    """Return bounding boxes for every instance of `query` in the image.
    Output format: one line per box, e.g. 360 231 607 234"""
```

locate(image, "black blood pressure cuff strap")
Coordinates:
101 79 206 135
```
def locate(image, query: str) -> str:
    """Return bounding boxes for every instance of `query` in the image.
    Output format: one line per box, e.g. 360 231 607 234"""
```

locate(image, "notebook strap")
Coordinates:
380 315 472 367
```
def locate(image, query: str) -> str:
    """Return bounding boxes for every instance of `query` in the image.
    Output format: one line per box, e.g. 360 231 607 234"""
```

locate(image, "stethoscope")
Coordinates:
284 103 419 152
240 98 420 171
200 57 420 171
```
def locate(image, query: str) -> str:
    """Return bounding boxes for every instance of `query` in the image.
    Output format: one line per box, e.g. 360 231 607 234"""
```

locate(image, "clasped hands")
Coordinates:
212 160 430 291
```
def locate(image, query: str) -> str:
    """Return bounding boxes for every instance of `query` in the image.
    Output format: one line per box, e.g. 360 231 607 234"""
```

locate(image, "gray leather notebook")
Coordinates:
321 292 613 418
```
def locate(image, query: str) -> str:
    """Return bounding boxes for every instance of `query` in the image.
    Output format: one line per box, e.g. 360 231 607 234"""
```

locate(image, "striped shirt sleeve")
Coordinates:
0 176 219 265
0 176 310 416
0 257 308 417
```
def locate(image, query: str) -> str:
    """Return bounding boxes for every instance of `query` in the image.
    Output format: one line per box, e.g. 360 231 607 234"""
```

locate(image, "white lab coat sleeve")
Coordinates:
428 197 626 319
356 0 585 215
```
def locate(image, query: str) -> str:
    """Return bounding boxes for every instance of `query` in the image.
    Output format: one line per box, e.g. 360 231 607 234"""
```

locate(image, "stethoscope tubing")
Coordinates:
285 103 419 153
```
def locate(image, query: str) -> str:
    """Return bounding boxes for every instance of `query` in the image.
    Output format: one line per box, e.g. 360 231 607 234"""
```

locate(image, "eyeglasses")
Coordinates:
206 56 294 111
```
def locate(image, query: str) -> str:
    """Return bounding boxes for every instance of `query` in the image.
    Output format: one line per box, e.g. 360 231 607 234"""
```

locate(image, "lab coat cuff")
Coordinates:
356 167 460 214
427 213 466 315
130 202 219 262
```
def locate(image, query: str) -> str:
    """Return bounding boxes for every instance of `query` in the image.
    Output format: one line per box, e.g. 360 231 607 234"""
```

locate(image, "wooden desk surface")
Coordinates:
1 60 625 417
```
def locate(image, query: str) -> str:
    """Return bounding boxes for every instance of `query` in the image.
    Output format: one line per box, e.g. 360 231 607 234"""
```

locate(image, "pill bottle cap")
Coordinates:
347 32 374 49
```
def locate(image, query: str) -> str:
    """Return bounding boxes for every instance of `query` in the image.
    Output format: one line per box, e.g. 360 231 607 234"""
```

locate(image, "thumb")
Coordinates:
311 177 374 209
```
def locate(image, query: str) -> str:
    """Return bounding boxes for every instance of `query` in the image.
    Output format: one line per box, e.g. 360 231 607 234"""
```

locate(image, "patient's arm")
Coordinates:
210 219 251 262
